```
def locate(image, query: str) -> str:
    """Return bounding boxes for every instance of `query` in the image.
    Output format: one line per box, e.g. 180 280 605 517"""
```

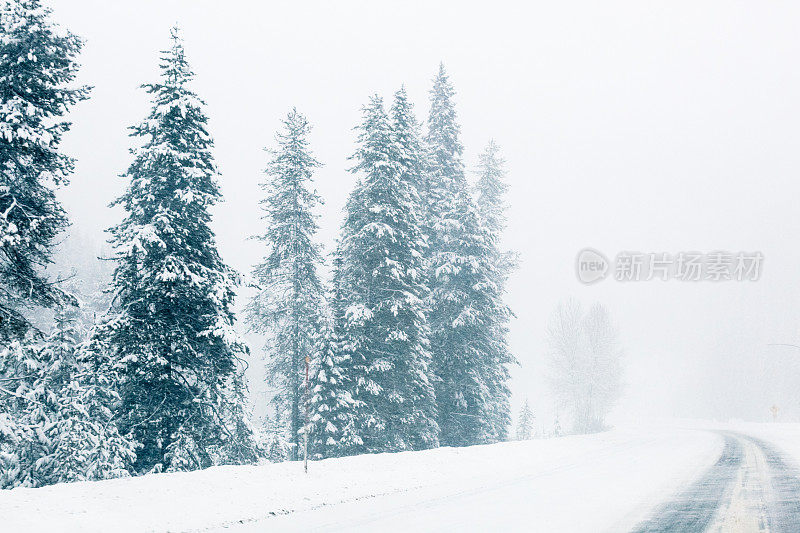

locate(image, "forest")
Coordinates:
0 0 529 488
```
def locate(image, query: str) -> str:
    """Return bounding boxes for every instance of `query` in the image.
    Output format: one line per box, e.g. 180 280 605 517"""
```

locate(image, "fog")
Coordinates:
50 0 800 426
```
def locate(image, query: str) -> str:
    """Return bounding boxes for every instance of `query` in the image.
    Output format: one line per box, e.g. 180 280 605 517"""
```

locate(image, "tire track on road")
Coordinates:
631 431 800 533
630 433 742 533
740 435 800 533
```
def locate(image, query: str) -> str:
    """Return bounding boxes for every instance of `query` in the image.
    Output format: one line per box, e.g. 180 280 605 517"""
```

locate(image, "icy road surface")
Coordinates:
633 432 800 532
4 424 800 532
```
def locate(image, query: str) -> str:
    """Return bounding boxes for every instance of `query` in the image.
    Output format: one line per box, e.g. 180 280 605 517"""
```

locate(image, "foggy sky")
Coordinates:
50 0 800 425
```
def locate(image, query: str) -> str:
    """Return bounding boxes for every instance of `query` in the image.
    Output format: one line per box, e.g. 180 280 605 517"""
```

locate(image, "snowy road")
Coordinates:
633 432 800 533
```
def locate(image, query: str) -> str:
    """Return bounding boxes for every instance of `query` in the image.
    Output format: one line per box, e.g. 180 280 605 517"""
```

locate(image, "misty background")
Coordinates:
49 0 800 428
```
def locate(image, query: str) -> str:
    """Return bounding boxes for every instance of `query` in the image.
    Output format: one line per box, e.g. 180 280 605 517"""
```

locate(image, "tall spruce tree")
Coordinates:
425 64 480 446
426 64 513 445
247 109 325 460
475 141 515 441
0 0 89 341
388 87 439 451
96 28 256 473
334 95 438 455
427 184 495 446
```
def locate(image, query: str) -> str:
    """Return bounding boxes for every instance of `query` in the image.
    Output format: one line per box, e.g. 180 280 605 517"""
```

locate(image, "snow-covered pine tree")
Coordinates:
306 245 358 459
246 109 325 461
95 27 256 474
0 306 134 488
212 367 263 465
419 63 455 321
425 63 482 446
334 95 438 455
31 305 88 484
307 312 356 459
426 65 512 446
475 141 515 442
476 141 508 241
387 87 441 451
0 0 89 341
422 63 461 250
427 184 494 446
516 398 534 440
262 409 290 463
0 339 42 488
41 307 135 484
390 86 427 218
267 431 289 463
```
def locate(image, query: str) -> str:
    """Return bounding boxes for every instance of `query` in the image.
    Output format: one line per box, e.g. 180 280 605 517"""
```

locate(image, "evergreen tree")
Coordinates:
0 339 42 488
475 141 517 285
95 28 256 474
247 109 325 460
0 0 89 341
476 140 508 237
420 63 458 324
423 63 462 244
307 304 357 459
426 65 513 446
388 87 440 451
212 368 263 465
0 306 134 488
267 431 289 463
263 411 289 463
42 308 135 484
427 184 494 446
475 141 515 442
516 398 534 441
307 246 358 459
390 86 427 214
425 64 482 446
335 95 438 455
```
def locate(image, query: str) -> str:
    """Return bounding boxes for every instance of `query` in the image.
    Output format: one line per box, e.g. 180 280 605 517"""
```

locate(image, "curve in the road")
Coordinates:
631 431 800 533
630 434 743 533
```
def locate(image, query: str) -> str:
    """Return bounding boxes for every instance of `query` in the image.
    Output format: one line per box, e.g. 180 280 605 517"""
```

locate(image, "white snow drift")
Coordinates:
0 425 742 532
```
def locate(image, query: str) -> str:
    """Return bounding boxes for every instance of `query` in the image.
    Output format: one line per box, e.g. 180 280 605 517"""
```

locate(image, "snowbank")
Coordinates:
0 427 721 532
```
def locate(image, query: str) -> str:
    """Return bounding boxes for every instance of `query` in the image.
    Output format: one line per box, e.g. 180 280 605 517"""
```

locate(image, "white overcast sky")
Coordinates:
51 0 800 424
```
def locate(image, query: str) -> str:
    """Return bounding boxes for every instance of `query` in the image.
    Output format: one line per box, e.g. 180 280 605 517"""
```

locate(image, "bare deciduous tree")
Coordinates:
546 300 623 434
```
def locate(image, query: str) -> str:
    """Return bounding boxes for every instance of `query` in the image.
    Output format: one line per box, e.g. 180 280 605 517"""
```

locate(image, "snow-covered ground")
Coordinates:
732 422 800 460
0 428 722 532
0 425 735 533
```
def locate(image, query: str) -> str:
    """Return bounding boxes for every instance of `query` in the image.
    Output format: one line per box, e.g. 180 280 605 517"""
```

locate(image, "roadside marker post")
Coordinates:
304 355 310 474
